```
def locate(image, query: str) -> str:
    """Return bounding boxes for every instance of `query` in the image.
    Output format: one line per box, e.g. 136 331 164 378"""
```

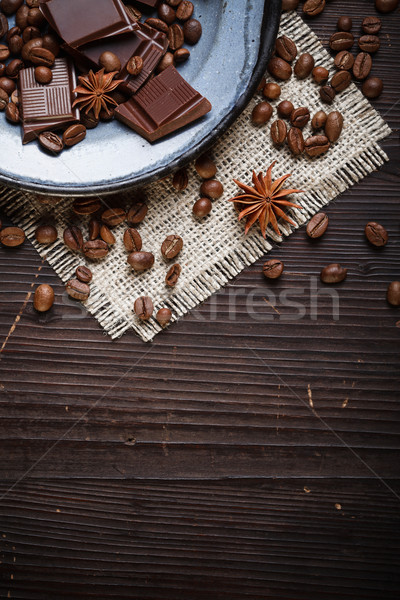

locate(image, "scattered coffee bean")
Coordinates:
5 101 19 123
127 201 148 225
161 234 183 259
63 226 83 251
165 263 181 287
29 47 55 67
0 88 8 110
123 227 142 252
127 55 143 76
174 47 190 63
73 197 102 215
21 37 43 62
362 76 383 98
275 35 297 63
35 224 57 244
337 16 352 31
312 66 329 84
267 56 292 81
101 207 126 227
1 0 24 15
76 265 92 284
100 223 116 245
124 4 142 21
277 100 294 118
63 124 86 147
176 1 193 21
127 251 154 271
6 58 24 78
200 179 224 199
0 226 25 247
358 35 380 53
145 16 168 33
294 53 315 79
80 111 99 129
156 307 172 327
325 111 344 142
304 135 331 157
168 23 184 50
362 16 382 34
88 218 100 240
195 154 217 179
35 66 52 84
172 167 188 191
331 70 352 92
193 197 212 218
375 0 399 13
364 221 388 247
263 81 281 100
320 85 336 104
387 281 400 306
263 259 284 279
306 212 329 238
311 110 327 130
15 4 28 29
183 18 202 44
271 119 287 145
334 51 354 71
320 263 347 284
66 278 90 301
39 131 64 154
0 13 8 38
83 239 109 259
99 50 121 72
0 76 16 94
303 0 325 17
282 0 299 8
257 76 267 92
287 127 304 155
290 107 310 128
22 26 40 44
353 52 372 80
156 51 174 72
330 32 354 51
158 3 176 24
0 44 10 62
33 284 54 312
252 101 273 124
134 296 154 320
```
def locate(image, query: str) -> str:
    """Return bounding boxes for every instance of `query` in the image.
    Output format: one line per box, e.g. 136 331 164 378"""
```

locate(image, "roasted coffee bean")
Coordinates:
166 0 181 6
320 85 336 104
35 224 57 244
287 127 304 155
6 26 19 43
63 124 86 147
0 63 6 78
263 259 284 279
80 111 99 129
101 207 125 227
33 284 54 312
294 53 315 79
252 101 273 124
39 131 64 154
156 51 174 72
290 107 310 129
66 279 90 301
195 154 217 179
329 32 354 51
375 0 399 13
63 226 83 251
6 58 24 78
0 13 8 38
337 16 352 31
334 50 354 71
325 111 344 142
11 89 18 104
353 52 372 80
161 234 183 259
257 76 267 92
27 6 44 26
282 0 299 8
0 0 23 15
165 263 181 287
42 33 60 57
0 76 15 94
200 179 224 199
100 223 116 245
362 16 381 34
0 226 25 247
76 265 92 284
193 197 212 218
35 66 52 84
144 17 168 33
176 1 193 20
134 296 154 320
127 251 154 271
73 197 102 215
88 218 100 240
306 212 329 238
362 77 383 98
358 35 380 53
124 4 142 21
99 50 121 72
303 0 325 17
29 47 55 67
156 308 172 327
277 100 294 118
0 88 9 110
267 56 292 81
21 37 43 62
15 1 28 26
22 26 40 43
172 167 188 191
387 281 400 306
123 228 142 252
0 45 10 62
275 35 297 63
304 135 330 157
331 70 351 92
158 3 176 25
126 55 143 76
263 82 281 100
183 19 202 44
174 47 190 63
83 239 108 259
271 119 287 145
168 23 184 50
320 263 347 284
127 201 148 225
5 101 19 123
312 66 329 84
364 221 388 247
26 0 41 6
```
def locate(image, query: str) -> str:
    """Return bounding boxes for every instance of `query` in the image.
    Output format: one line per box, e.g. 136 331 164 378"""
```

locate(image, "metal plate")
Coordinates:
0 0 281 196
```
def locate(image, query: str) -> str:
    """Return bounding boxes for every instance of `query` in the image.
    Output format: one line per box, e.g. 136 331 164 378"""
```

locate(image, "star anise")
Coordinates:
72 69 124 120
228 161 304 238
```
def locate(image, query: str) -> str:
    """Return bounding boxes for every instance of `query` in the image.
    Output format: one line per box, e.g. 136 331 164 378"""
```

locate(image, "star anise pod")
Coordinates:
228 161 304 238
72 69 124 120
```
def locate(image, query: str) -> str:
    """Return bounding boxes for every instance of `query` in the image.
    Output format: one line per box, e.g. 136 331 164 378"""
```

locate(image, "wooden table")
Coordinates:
1 2 399 598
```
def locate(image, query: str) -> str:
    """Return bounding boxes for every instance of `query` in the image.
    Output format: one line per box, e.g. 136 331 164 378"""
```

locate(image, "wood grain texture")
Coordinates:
0 2 400 599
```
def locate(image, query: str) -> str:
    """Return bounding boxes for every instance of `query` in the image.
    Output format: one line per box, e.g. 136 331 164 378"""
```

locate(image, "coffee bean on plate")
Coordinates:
5 101 19 123
83 239 109 259
6 59 24 78
63 124 86 147
387 281 400 306
161 234 183 259
29 47 55 67
200 179 224 199
39 131 64 154
303 0 326 17
127 201 148 225
304 135 331 157
134 296 154 320
275 35 297 62
76 265 93 283
158 3 176 24
277 100 294 118
156 51 174 72
306 212 329 238
362 77 383 98
320 85 336 104
172 167 188 191
174 48 190 63
362 16 382 34
251 101 273 124
165 263 181 287
334 51 354 71
0 226 25 247
331 70 351 92
156 308 172 327
337 16 352 31
73 197 102 215
364 221 388 247
100 223 116 245
35 224 57 244
127 55 143 76
183 18 202 44
63 226 83 251
66 279 90 301
101 207 125 227
358 35 380 53
33 284 54 312
0 76 16 94
271 119 287 145
193 197 212 218
123 227 142 252
99 51 121 72
290 107 310 128
145 17 168 33
320 263 347 284
287 127 304 155
325 111 344 142
353 52 372 80
127 251 154 271
195 154 217 179
0 88 8 110
267 56 292 81
329 32 354 51
263 82 281 100
35 66 52 84
294 53 315 79
168 23 184 50
312 66 329 84
263 259 284 279
176 1 194 20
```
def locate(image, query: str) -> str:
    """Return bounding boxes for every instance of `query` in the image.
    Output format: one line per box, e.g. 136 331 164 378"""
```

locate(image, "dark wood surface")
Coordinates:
1 2 400 598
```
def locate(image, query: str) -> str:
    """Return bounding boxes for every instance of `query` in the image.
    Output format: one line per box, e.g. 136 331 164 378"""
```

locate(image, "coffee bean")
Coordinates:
375 0 399 13
263 259 284 279
320 264 347 284
334 51 354 71
0 88 8 110
263 82 281 100
6 58 24 78
63 124 86 147
21 37 43 62
320 85 336 104
257 76 267 92
101 207 125 227
287 127 304 155
22 26 40 43
26 0 41 6
161 234 183 259
304 135 330 157
325 111 344 142
172 167 188 191
156 51 174 72
277 100 294 118
0 14 8 39
303 0 325 17
83 239 109 259
0 226 25 247
195 154 217 179
271 119 287 145
306 212 329 238
124 4 142 21
100 223 116 245
73 197 102 215
127 201 148 225
267 56 292 81
5 101 19 123
294 53 315 78
63 226 83 251
0 76 15 95
33 284 54 312
0 44 10 62
364 221 388 247
158 3 176 25
183 19 202 44
127 55 143 76
331 70 351 92
42 33 60 57
174 48 190 63
145 17 169 33
10 89 18 105
27 6 44 26
99 51 121 72
1 0 23 16
193 197 212 218
337 16 352 31
290 107 310 129
168 23 184 50
80 111 99 129
387 281 400 306
275 35 297 63
165 263 181 287
35 66 52 84
66 278 90 301
134 296 154 320
88 218 100 240
362 16 381 34
100 106 115 121
29 47 55 67
359 35 380 53
312 66 329 84
353 52 372 80
252 101 273 124
329 32 354 51
123 228 142 252
39 131 64 154
156 308 172 327
362 77 383 98
0 64 6 78
200 179 224 199
76 265 92 283
176 1 193 20
127 251 154 271
35 224 57 244
282 0 299 9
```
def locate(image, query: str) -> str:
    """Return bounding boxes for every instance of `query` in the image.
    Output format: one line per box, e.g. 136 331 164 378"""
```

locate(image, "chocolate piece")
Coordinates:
115 65 212 142
19 57 79 143
134 0 159 7
40 0 138 49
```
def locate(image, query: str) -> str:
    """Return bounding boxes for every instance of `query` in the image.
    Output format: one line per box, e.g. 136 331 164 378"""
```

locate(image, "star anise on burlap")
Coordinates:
72 69 124 120
228 161 304 238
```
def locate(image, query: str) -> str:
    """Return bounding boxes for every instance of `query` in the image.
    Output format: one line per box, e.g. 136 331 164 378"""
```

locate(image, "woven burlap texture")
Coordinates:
0 12 391 342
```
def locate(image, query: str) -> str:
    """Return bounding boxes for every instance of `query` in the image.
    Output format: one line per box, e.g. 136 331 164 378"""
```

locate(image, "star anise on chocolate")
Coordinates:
228 161 304 238
72 69 124 120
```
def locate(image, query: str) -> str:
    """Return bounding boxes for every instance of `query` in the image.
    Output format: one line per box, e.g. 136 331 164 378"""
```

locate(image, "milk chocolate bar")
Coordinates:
114 66 212 142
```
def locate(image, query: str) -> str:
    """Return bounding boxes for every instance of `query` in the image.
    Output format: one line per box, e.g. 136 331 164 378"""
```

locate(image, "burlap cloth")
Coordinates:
0 12 391 342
